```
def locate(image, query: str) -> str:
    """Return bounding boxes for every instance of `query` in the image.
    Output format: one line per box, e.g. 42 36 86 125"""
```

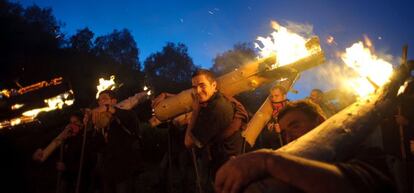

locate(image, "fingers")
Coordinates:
215 170 242 193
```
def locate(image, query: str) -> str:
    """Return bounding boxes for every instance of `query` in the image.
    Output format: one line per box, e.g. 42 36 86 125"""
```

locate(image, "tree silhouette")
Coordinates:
144 42 197 93
211 42 256 76
94 29 140 71
70 27 94 52
0 1 63 87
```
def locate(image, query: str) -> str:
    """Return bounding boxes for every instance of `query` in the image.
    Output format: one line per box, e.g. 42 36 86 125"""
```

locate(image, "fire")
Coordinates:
96 75 116 99
255 21 319 69
1 89 11 98
143 86 152 96
340 41 393 98
0 91 75 129
11 104 24 110
22 91 75 117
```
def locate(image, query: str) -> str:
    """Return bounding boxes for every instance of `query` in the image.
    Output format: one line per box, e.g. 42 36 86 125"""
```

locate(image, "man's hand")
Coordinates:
215 150 272 193
61 126 73 140
191 90 200 112
32 148 44 162
267 122 274 131
83 108 91 126
184 131 195 148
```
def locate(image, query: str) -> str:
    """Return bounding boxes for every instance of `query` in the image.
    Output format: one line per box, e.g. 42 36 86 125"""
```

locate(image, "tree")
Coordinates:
144 42 197 93
70 27 94 52
211 42 256 76
0 1 63 87
94 29 140 71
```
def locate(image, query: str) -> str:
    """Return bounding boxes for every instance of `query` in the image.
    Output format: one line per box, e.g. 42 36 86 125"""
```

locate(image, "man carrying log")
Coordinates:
215 100 400 193
185 69 248 193
258 85 289 149
87 90 142 193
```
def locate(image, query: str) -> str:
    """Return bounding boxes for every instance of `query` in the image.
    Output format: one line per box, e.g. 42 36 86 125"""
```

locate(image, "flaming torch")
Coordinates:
274 40 409 161
150 21 325 126
240 20 324 146
340 41 394 98
96 75 116 99
0 78 75 130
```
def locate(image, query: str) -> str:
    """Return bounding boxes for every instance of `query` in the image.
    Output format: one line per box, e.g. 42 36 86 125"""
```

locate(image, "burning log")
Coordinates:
0 78 74 130
38 89 151 162
276 62 412 162
151 37 325 126
243 73 300 147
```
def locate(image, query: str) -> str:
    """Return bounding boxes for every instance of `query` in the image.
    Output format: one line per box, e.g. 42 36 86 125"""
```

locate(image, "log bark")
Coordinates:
276 64 412 162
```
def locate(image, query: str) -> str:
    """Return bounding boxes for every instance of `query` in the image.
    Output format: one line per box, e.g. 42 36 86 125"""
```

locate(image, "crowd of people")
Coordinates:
23 68 413 193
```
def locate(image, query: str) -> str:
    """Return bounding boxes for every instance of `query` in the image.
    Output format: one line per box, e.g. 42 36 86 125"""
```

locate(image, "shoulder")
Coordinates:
209 93 233 112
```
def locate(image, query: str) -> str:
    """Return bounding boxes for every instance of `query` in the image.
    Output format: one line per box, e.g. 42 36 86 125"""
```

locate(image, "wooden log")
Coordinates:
276 63 411 162
151 37 325 126
243 74 300 147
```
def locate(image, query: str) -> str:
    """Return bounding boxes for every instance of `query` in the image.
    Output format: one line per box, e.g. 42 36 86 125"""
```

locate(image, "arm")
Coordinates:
215 150 356 193
184 94 200 148
116 91 148 110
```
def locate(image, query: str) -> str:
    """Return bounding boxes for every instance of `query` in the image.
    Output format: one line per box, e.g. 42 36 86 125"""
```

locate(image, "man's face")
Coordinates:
310 91 322 103
269 88 286 103
70 116 81 125
278 110 320 143
98 93 117 107
192 75 217 103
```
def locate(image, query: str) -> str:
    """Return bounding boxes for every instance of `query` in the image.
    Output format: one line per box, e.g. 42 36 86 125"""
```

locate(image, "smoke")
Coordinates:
284 20 314 38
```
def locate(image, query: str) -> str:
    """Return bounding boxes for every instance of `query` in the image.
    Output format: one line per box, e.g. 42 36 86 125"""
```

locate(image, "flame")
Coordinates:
96 75 116 99
22 91 75 117
1 89 11 98
0 91 75 129
255 21 319 69
10 118 22 126
11 104 24 110
340 41 393 98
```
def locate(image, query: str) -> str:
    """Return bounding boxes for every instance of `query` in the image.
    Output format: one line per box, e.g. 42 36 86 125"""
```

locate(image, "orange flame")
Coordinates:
96 75 116 99
340 41 393 98
255 21 320 69
0 91 75 129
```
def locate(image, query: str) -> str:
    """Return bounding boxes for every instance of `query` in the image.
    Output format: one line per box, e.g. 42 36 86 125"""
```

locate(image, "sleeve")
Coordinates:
192 99 234 147
115 92 147 110
113 108 140 136
336 148 399 193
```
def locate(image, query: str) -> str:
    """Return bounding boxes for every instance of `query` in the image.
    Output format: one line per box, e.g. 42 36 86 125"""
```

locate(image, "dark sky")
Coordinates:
15 0 414 98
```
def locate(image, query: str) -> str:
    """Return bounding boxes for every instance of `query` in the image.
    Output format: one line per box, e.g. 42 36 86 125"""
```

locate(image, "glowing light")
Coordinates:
22 91 75 117
96 75 116 99
11 104 24 110
0 91 75 129
255 21 320 69
341 41 393 98
326 35 336 45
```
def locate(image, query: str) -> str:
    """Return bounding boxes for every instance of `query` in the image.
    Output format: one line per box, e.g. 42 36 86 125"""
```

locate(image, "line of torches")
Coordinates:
0 20 398 129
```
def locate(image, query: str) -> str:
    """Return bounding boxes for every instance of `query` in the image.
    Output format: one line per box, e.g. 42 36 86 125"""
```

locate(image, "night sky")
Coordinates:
14 0 414 98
